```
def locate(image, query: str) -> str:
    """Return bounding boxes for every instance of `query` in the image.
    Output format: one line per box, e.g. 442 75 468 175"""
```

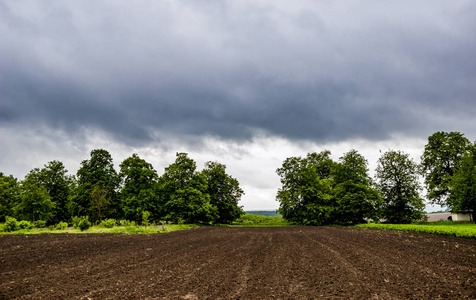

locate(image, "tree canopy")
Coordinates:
73 149 120 221
160 153 217 224
2 130 476 226
34 161 74 223
276 150 380 225
119 153 160 223
376 150 425 223
1 150 246 225
421 131 471 206
202 161 244 224
332 150 381 225
17 172 56 223
0 173 20 222
276 151 334 225
448 143 476 221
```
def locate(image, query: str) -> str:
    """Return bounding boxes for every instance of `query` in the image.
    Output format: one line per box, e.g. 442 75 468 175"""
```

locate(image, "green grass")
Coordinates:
0 223 201 234
357 222 476 239
231 213 290 227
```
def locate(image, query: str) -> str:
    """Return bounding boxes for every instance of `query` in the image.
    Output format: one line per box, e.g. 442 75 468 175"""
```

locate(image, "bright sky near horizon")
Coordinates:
1 1 475 211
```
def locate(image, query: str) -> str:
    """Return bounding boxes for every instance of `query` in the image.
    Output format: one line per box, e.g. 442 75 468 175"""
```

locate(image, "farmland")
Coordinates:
1 227 475 299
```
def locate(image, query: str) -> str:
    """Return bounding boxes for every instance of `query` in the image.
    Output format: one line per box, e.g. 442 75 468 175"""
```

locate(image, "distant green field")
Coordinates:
232 213 289 226
357 222 476 239
245 210 282 217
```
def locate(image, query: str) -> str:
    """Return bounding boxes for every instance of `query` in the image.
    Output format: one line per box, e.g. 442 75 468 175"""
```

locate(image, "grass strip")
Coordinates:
230 214 290 227
0 224 201 234
357 222 476 239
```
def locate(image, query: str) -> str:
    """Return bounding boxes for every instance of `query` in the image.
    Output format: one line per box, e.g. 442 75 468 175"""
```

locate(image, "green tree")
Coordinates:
161 153 216 223
376 150 425 223
35 161 74 223
449 144 476 221
17 179 55 223
72 149 119 221
0 173 20 222
202 161 244 224
421 131 471 206
332 150 380 225
119 154 160 223
276 151 335 225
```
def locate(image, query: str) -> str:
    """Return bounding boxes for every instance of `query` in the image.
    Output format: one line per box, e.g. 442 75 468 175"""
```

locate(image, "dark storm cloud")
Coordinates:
1 1 476 146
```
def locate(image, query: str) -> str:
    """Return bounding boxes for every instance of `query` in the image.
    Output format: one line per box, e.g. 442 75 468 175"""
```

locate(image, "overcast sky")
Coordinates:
1 1 475 211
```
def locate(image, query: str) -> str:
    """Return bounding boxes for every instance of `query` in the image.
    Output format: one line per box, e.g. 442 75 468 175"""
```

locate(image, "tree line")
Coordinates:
277 131 476 225
2 131 475 227
0 151 244 225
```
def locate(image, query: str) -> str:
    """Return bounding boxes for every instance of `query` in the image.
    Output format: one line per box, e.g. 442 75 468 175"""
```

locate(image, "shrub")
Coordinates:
119 220 136 227
18 220 33 230
142 211 151 227
4 217 18 232
72 216 82 229
55 221 68 230
78 218 91 231
100 218 116 228
72 216 92 229
34 220 47 228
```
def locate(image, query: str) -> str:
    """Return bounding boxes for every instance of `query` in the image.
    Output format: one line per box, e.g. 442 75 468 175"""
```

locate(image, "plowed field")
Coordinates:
1 227 475 299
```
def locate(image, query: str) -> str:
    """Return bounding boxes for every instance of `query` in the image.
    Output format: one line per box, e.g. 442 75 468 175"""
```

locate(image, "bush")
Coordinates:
72 216 81 229
4 217 18 232
72 216 91 229
34 220 47 228
100 218 116 228
18 220 33 230
78 218 91 231
119 220 136 227
142 211 151 227
55 221 68 230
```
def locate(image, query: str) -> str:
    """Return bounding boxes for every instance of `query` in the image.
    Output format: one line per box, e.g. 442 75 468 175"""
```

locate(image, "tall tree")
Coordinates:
421 131 471 207
73 149 119 220
161 153 216 223
0 173 20 222
332 150 380 225
276 151 335 225
119 154 160 223
376 150 425 223
202 161 244 224
17 171 56 223
35 161 74 223
449 144 476 221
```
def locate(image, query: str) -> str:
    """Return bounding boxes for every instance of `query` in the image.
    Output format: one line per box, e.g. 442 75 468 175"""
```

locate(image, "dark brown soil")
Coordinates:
1 227 475 299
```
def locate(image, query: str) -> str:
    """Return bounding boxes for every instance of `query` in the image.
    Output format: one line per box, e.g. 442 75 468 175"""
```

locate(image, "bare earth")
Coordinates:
1 227 475 299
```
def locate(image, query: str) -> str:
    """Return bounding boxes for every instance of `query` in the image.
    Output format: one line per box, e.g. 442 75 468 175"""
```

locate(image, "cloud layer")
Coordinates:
1 1 475 210
2 1 475 146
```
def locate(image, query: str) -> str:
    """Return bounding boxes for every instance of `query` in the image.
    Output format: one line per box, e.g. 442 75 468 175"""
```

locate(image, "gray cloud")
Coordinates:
1 0 476 147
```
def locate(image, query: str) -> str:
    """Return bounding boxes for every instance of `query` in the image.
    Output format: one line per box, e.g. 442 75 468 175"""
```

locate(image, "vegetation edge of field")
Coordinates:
0 223 201 234
357 222 476 239
0 214 289 234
